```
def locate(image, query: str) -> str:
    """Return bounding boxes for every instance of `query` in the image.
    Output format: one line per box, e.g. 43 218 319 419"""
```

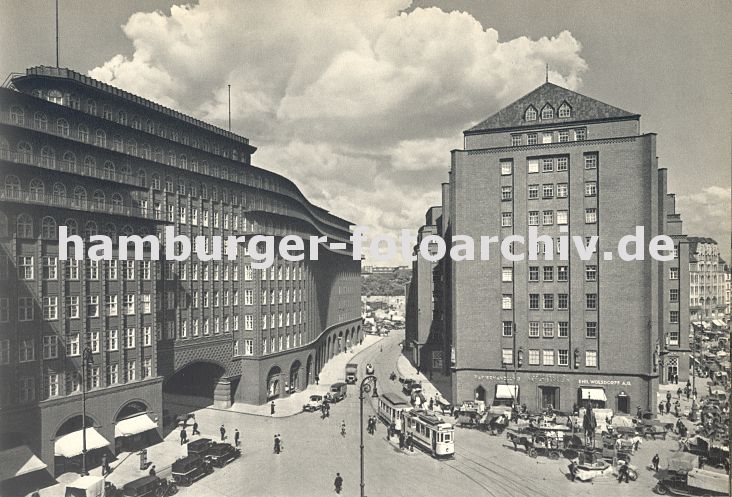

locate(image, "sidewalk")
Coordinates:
395 354 449 406
227 334 382 417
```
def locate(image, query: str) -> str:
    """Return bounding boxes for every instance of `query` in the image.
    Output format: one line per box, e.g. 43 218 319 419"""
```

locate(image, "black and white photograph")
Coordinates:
0 1 730 496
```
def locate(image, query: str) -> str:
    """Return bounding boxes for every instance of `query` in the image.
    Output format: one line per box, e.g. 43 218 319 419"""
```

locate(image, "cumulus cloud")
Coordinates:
89 0 588 264
676 187 731 261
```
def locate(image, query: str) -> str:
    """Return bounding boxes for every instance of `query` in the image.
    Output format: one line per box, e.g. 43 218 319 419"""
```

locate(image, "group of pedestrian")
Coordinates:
367 415 378 435
321 400 331 419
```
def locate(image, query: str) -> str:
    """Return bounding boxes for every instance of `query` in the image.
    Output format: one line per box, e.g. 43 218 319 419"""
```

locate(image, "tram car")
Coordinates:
403 409 455 458
377 393 412 430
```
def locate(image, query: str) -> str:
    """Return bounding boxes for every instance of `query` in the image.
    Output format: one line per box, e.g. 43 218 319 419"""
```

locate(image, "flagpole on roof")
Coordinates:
55 0 60 67
228 84 231 131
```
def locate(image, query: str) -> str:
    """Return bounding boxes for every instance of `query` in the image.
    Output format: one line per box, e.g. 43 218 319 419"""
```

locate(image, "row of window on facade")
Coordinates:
500 265 596 282
500 181 597 201
500 319 597 338
500 154 597 175
501 292 600 311
261 332 305 356
501 348 596 368
510 127 586 146
524 103 573 122
500 208 597 227
13 95 249 162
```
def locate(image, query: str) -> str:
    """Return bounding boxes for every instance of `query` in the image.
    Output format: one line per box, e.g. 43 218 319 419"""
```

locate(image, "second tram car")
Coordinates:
403 409 455 458
377 393 412 432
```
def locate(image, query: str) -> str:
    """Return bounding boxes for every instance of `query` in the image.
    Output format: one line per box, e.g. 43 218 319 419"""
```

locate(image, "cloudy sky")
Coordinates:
1 0 729 263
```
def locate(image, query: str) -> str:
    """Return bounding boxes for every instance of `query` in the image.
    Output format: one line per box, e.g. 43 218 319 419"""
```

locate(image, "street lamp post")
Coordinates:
80 346 93 475
358 375 378 497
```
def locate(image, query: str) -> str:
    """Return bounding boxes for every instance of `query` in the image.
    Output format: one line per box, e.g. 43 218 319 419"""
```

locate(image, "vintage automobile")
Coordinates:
682 436 730 472
655 468 728 496
326 382 348 403
64 476 118 497
303 394 325 412
119 476 178 497
171 454 213 486
401 379 422 396
206 443 241 467
186 438 214 458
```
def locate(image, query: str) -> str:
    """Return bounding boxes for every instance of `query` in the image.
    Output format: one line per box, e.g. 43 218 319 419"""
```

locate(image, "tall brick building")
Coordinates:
409 82 690 414
0 66 361 479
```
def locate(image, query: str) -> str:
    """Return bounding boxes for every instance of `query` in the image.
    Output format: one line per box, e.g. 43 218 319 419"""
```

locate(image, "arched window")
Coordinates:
4 175 20 194
211 165 219 177
203 140 210 152
40 146 55 166
86 99 97 115
53 182 66 197
112 135 123 152
233 150 239 161
17 142 32 162
222 188 228 203
165 176 173 191
167 151 176 166
117 110 127 125
131 116 140 130
558 102 571 118
84 221 97 238
103 161 115 177
201 184 208 198
78 124 89 142
62 151 76 166
10 105 25 125
121 225 133 236
177 180 186 195
142 144 151 160
41 216 57 239
93 190 105 206
153 148 163 162
95 129 106 147
83 156 96 170
34 112 48 131
211 186 218 201
126 139 137 155
541 104 554 120
137 169 147 187
47 90 64 105
201 160 208 174
56 118 70 136
64 219 78 236
29 178 45 196
119 163 131 176
102 223 117 237
0 212 8 237
525 106 537 121
159 127 167 139
111 193 123 206
170 130 178 141
182 134 189 145
73 186 87 202
151 174 160 190
179 154 187 168
17 213 33 238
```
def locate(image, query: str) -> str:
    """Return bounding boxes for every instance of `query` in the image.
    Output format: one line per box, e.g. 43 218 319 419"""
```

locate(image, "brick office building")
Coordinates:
409 82 690 414
0 66 361 479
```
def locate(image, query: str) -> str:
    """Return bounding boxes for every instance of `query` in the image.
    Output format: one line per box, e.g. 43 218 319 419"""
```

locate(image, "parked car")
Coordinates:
186 438 214 458
303 394 325 412
171 454 213 486
402 380 422 396
206 443 241 467
327 382 347 402
119 475 178 497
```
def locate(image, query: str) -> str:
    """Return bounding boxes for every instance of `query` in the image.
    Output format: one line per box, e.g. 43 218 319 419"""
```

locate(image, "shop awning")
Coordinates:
495 384 519 400
0 445 47 482
54 428 110 458
115 414 157 438
712 320 727 327
580 387 607 402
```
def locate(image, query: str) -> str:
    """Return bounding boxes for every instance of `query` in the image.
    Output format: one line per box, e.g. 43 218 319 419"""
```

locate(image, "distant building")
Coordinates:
687 237 729 324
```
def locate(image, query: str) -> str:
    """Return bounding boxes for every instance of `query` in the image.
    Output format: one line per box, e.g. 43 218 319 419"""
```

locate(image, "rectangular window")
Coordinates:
19 339 35 362
502 267 513 282
670 311 679 323
141 294 151 314
42 256 58 280
501 186 512 201
0 298 8 323
143 326 152 346
586 293 597 310
585 350 597 367
556 183 568 198
585 265 597 281
584 153 597 169
105 295 118 316
542 210 553 225
558 131 569 143
501 212 512 227
558 322 569 338
542 158 553 172
669 268 679 280
543 266 554 281
529 321 540 338
42 297 58 320
543 294 554 310
142 358 152 379
529 266 539 282
528 185 539 199
527 159 539 173
141 261 151 280
511 135 521 147
528 211 539 226
502 321 513 337
46 373 60 398
557 294 568 310
124 328 135 349
123 295 135 315
500 160 513 175
584 208 597 224
502 294 512 310
127 361 136 381
107 364 118 385
19 256 34 280
543 350 554 366
529 294 540 310
502 348 513 365
542 184 554 199
106 260 117 280
669 289 679 303
527 133 538 145
586 322 598 338
107 330 118 351
0 339 9 365
557 266 568 281
575 128 586 141
528 349 540 365
558 350 569 366
65 259 79 280
556 210 568 225
585 182 597 196
543 322 554 338
43 336 58 359
18 297 34 321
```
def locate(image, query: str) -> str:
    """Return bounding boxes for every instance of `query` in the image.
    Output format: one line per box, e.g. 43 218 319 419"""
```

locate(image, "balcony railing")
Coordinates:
0 188 156 220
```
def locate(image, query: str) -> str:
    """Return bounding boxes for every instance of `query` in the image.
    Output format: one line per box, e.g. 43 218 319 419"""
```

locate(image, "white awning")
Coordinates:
54 428 110 458
713 320 727 327
0 445 47 481
495 384 519 400
115 414 157 437
580 387 607 402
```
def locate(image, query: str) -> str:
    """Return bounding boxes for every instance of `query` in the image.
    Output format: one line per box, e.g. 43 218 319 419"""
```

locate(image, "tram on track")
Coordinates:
377 393 412 431
403 409 455 458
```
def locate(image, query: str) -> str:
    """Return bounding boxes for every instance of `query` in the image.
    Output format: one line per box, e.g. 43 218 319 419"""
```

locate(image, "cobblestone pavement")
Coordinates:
34 330 724 497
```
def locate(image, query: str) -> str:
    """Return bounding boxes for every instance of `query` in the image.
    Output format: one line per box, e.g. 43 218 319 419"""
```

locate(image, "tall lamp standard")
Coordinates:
358 375 378 497
80 346 93 475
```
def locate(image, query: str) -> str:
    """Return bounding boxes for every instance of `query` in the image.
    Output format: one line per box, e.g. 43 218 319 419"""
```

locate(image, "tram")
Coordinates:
403 409 455 458
377 393 412 432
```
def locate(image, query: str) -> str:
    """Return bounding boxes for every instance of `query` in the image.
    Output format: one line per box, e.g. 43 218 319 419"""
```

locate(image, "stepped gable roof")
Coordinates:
466 82 639 133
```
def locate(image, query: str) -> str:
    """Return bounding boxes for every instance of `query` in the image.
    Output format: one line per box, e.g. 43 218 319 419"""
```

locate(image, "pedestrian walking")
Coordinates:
636 405 643 418
101 454 110 476
617 460 630 483
220 424 226 441
271 401 276 415
407 433 413 452
692 387 697 398
674 374 679 384
569 461 577 482
658 401 665 414
180 427 187 445
192 421 200 435
652 453 660 472
235 428 240 447
315 375 320 385
674 401 680 417
274 434 281 454
334 473 343 494
398 431 405 450
340 420 346 437
677 387 682 399
665 400 671 415
149 465 156 477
